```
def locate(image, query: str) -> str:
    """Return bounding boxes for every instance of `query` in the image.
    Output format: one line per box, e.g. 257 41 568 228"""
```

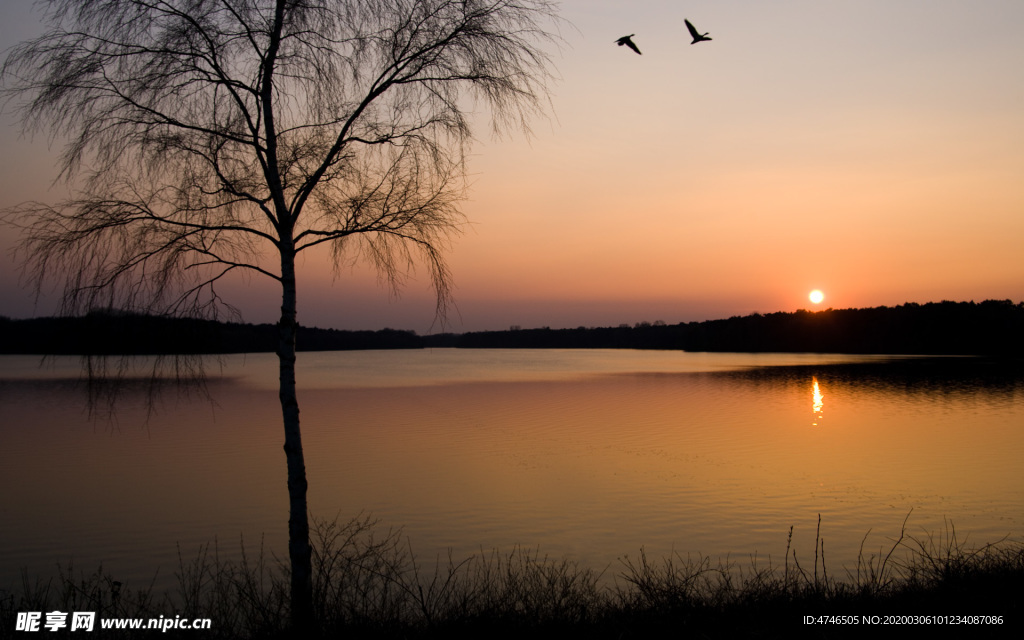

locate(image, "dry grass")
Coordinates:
2 513 1020 639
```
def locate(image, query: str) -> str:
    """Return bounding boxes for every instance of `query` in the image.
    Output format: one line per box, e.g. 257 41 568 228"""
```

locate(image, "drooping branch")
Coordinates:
6 184 281 319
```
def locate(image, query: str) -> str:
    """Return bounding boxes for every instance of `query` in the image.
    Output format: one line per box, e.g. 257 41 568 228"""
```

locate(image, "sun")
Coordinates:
809 290 825 305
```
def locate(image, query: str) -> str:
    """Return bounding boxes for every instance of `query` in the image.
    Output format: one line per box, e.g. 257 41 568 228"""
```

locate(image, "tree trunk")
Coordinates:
278 245 314 630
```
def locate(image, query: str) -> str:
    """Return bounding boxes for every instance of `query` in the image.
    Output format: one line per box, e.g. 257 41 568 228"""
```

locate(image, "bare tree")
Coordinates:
2 0 558 630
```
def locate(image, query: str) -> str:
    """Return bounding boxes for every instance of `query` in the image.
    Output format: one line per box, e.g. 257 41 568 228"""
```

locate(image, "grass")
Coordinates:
2 513 1020 639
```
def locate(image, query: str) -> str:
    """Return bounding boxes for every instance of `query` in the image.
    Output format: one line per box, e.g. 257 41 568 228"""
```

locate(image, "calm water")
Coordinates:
2 349 1023 592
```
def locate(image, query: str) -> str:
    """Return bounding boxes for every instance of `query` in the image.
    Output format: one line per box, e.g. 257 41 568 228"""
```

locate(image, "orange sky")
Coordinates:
2 0 1023 332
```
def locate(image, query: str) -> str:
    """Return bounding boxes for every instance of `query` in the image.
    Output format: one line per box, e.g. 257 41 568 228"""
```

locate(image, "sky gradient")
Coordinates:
2 0 1022 333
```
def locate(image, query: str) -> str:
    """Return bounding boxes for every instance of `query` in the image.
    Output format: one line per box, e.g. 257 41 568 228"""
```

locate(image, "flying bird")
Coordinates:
615 34 642 55
685 19 712 44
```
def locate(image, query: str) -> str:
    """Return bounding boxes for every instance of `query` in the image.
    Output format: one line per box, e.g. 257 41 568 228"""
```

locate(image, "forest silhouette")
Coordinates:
2 299 1021 356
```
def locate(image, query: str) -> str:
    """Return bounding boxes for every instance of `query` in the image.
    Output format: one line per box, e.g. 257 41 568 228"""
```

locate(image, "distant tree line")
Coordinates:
1 300 1021 356
0 310 420 355
425 300 1024 356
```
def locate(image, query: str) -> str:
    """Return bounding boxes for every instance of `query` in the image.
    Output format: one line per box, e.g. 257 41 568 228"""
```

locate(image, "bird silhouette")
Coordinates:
685 19 711 44
615 34 642 55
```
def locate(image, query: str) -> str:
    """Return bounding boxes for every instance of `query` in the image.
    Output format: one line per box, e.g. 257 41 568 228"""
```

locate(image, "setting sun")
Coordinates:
809 290 825 304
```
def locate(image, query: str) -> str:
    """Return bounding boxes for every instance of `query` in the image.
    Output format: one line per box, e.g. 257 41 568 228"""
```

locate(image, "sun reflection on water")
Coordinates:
811 376 824 425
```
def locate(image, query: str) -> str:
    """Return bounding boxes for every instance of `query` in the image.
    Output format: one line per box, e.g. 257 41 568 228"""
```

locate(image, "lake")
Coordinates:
2 349 1022 593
